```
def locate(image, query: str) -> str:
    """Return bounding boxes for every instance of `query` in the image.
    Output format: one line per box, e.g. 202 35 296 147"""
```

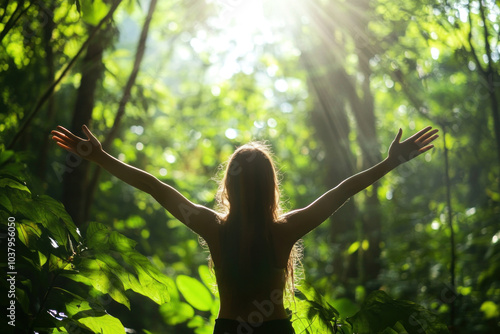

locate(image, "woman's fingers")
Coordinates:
419 144 435 152
51 135 75 151
409 126 433 141
54 140 75 153
51 132 70 143
51 133 76 147
415 128 439 144
52 125 102 162
82 125 90 138
420 133 439 146
395 128 403 143
81 124 100 145
51 130 76 145
55 126 84 142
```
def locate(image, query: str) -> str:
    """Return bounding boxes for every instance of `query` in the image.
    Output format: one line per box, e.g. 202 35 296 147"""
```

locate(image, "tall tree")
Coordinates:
349 0 382 284
37 0 57 180
84 0 159 222
63 25 113 226
289 0 384 287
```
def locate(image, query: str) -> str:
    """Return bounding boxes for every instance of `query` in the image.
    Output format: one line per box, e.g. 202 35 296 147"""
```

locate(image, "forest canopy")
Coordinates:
1 0 499 333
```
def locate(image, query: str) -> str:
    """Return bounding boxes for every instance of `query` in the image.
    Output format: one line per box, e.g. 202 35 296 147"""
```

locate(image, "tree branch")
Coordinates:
0 0 32 45
478 0 500 170
7 0 123 150
84 0 159 221
467 0 487 77
442 126 456 332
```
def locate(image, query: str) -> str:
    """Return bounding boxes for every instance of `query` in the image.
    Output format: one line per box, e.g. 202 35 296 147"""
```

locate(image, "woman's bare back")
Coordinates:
206 224 294 322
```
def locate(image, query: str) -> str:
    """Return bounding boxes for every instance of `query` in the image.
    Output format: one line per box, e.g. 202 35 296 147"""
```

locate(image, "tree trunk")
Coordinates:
84 0 159 222
478 1 500 173
350 0 382 286
63 26 110 226
299 39 359 286
38 0 56 181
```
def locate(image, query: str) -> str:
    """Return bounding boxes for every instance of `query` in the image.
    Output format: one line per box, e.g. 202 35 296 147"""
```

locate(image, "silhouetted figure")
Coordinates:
51 125 438 334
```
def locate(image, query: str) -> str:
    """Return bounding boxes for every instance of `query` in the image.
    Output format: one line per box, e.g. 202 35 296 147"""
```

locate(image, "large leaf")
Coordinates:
348 290 449 334
76 314 125 334
125 251 172 305
0 178 30 193
159 301 195 325
297 285 340 323
86 222 136 251
49 254 73 272
0 192 12 211
65 297 125 334
75 222 173 305
0 150 14 166
13 193 80 251
198 265 218 296
63 256 131 309
34 195 80 243
176 275 213 311
17 220 42 248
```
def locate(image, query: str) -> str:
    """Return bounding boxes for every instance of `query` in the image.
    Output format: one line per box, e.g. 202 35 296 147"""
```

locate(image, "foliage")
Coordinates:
0 149 176 333
291 284 449 334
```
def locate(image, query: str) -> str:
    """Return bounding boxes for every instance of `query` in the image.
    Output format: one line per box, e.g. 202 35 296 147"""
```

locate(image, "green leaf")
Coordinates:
109 230 137 251
486 189 500 202
15 287 30 314
198 265 218 296
187 314 206 328
35 195 80 243
0 192 12 211
331 298 359 318
17 220 42 248
159 301 194 325
0 150 14 166
124 0 136 14
78 314 125 334
74 0 81 13
176 275 213 311
87 222 136 251
15 195 79 252
297 285 340 319
347 241 360 254
39 251 48 266
131 256 172 305
480 301 500 319
48 254 72 272
0 178 30 193
64 257 131 309
349 290 449 334
81 0 110 25
83 223 173 305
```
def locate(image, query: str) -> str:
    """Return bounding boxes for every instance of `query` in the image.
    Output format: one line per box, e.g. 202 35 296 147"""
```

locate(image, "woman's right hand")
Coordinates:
387 126 439 166
51 125 104 163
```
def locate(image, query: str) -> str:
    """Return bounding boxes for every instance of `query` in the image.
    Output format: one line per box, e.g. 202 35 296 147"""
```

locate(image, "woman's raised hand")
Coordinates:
51 125 103 163
388 126 439 166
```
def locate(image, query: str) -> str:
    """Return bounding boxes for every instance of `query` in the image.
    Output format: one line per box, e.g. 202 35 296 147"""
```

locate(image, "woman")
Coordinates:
51 124 438 333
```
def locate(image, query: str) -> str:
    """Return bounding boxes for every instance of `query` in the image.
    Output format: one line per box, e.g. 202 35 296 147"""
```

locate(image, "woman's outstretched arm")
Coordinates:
280 126 439 243
51 125 218 238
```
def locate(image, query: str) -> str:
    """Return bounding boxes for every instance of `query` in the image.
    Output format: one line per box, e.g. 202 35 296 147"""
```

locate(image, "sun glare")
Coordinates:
189 0 271 82
213 0 268 37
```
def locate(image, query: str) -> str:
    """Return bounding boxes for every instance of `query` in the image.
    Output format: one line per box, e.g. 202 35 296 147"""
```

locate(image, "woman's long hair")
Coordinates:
209 141 302 298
